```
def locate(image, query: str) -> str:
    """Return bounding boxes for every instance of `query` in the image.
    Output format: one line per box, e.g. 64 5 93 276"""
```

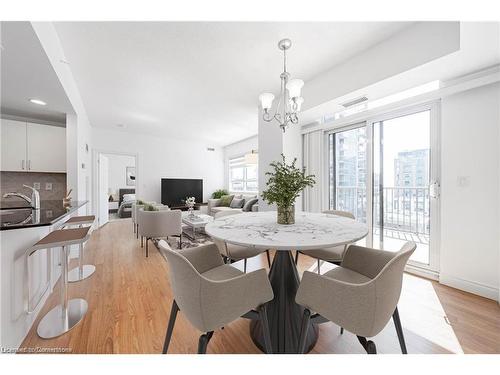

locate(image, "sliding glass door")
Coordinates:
328 124 367 223
327 103 440 271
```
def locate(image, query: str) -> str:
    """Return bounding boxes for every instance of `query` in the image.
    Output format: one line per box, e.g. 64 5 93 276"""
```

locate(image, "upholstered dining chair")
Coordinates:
296 241 416 354
213 211 272 272
137 209 183 256
295 210 356 274
132 202 145 238
158 240 274 354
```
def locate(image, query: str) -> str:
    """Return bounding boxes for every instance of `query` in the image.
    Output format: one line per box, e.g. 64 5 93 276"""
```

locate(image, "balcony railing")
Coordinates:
332 186 430 239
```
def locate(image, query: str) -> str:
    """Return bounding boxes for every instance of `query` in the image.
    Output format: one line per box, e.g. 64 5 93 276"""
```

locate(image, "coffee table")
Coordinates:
182 213 213 240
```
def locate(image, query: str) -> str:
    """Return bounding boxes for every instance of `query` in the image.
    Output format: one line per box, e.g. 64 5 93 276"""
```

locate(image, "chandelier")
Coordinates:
259 38 304 132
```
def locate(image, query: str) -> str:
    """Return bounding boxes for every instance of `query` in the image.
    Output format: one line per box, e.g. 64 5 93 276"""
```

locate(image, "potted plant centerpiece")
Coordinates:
261 154 315 225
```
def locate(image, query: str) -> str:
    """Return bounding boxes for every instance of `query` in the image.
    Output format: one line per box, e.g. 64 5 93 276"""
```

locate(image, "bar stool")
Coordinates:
30 227 91 339
62 215 96 282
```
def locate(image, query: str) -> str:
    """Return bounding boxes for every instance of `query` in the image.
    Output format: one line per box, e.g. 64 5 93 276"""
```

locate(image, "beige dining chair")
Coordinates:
158 240 274 354
138 209 183 256
295 210 356 274
296 241 416 354
132 202 145 238
212 211 271 272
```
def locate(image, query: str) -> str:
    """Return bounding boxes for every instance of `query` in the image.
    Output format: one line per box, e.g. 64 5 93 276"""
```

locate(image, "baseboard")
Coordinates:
439 273 499 301
405 264 439 281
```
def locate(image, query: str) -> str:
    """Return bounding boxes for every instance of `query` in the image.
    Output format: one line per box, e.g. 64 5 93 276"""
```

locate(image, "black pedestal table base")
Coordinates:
250 250 318 353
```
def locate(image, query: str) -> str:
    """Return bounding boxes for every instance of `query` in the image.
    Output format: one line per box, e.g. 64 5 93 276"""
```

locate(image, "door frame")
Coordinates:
323 100 441 275
92 149 139 227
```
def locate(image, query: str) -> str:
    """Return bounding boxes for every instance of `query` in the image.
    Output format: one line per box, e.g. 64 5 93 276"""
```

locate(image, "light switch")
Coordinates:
33 182 41 189
45 182 53 191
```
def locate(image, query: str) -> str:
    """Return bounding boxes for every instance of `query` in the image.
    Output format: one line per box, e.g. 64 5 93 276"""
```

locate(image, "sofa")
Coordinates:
207 194 259 216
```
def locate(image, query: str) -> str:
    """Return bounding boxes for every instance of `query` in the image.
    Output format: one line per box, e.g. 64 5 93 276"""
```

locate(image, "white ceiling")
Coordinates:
299 22 500 126
1 22 73 124
53 22 415 145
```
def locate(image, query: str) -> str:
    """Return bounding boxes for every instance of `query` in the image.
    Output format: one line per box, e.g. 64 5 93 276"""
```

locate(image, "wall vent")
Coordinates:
340 96 368 108
206 147 216 152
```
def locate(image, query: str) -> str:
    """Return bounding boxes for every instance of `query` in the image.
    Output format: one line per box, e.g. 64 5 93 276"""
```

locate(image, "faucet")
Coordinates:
2 185 40 209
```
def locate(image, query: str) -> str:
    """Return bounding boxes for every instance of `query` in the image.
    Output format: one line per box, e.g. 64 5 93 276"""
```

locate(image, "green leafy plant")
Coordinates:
137 199 145 205
212 189 229 199
143 204 158 211
261 154 315 208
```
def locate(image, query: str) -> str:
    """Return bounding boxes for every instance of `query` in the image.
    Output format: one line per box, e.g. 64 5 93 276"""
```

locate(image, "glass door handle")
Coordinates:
429 181 440 199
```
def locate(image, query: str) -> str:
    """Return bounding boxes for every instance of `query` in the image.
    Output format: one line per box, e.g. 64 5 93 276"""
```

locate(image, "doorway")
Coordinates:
94 151 138 227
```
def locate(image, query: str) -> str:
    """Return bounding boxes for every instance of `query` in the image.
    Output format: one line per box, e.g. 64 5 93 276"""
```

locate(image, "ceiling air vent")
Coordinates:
341 96 368 108
206 147 216 152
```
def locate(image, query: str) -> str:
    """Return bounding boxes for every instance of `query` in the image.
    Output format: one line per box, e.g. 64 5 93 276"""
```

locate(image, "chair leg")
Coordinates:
266 250 271 268
162 300 179 354
136 225 139 239
146 238 149 257
357 335 377 354
243 258 247 273
197 332 213 354
259 304 273 354
340 327 344 334
178 233 182 249
141 236 143 247
392 307 407 354
297 308 311 354
295 251 299 265
317 259 321 274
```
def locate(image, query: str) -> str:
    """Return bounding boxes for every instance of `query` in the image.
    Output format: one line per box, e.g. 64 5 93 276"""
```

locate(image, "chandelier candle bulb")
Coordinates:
259 93 275 110
286 79 304 99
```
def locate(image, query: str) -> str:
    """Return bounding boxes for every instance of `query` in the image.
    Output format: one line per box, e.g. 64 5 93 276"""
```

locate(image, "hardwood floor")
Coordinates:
19 219 500 354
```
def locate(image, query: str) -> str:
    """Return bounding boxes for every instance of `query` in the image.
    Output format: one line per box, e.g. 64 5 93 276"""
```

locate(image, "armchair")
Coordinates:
158 240 274 354
296 241 416 354
137 209 183 256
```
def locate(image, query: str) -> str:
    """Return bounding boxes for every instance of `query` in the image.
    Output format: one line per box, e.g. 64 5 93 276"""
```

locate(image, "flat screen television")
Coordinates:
161 178 203 207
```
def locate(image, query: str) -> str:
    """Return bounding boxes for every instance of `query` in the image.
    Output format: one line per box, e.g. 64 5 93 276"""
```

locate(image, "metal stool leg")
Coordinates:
68 240 95 282
37 246 88 339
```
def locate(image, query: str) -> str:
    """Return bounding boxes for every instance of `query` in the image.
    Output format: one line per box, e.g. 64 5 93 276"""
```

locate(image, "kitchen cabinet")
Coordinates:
0 119 66 173
27 122 66 172
0 119 27 171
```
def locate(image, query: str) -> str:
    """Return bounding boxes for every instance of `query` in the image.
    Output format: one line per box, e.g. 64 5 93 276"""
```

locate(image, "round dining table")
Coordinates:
204 210 368 354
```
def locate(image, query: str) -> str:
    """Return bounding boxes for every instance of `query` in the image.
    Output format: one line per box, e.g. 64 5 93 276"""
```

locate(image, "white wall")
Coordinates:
92 128 224 205
223 135 258 191
33 23 93 215
105 154 136 194
439 82 500 300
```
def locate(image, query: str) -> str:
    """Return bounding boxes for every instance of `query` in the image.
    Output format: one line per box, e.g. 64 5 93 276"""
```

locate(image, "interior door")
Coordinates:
98 154 109 227
370 104 440 270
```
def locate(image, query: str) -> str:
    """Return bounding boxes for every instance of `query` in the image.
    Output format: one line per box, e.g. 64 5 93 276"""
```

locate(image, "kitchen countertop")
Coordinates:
0 200 88 230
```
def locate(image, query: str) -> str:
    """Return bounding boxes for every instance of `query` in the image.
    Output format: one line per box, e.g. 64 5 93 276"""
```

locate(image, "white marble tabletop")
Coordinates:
204 211 368 251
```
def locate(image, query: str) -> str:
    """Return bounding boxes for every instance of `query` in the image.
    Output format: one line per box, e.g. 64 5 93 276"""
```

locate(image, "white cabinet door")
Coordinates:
1 119 27 172
26 123 66 173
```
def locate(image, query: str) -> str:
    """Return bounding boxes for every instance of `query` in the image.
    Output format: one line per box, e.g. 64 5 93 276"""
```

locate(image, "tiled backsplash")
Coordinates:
0 172 67 203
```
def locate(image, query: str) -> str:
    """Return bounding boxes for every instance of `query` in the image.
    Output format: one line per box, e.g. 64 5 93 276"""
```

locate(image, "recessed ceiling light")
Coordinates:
29 99 47 106
116 123 125 128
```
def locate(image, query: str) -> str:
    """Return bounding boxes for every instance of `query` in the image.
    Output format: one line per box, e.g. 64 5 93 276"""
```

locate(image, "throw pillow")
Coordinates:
219 194 234 207
242 194 257 202
242 198 258 212
230 198 245 208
